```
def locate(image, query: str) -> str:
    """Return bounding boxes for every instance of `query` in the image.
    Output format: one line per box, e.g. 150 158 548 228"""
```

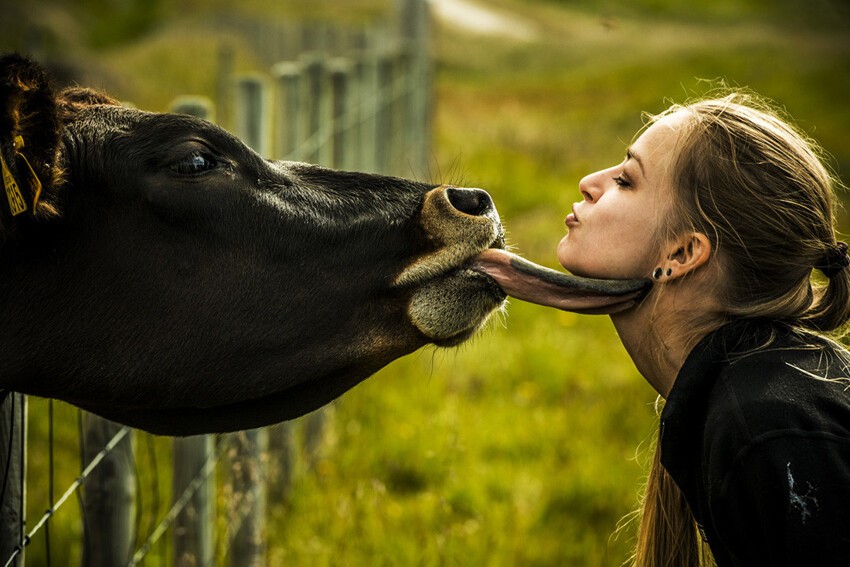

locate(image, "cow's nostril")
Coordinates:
446 187 495 217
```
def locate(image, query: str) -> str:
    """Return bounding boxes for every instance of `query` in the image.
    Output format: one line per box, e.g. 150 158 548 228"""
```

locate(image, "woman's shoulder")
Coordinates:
707 320 850 440
718 321 850 393
663 319 850 469
662 320 850 548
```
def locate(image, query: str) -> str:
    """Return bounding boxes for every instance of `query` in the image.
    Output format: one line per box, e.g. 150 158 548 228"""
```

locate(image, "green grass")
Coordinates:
254 305 655 566
11 0 850 565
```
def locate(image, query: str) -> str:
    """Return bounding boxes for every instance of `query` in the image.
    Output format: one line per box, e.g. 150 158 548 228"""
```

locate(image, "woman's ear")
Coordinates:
652 232 711 281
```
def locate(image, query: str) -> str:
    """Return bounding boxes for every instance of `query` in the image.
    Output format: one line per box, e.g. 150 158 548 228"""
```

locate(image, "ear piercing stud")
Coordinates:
653 268 663 279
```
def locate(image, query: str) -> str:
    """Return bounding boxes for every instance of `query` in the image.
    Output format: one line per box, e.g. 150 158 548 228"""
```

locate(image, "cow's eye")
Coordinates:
172 150 218 176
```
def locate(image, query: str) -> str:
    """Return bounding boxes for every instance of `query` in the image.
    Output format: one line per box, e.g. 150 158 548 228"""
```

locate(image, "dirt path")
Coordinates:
429 0 538 41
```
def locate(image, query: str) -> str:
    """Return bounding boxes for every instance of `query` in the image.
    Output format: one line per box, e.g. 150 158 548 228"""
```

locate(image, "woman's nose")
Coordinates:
578 170 604 203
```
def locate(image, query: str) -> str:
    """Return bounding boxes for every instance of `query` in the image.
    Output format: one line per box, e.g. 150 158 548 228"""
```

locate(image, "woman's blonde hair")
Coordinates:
631 91 849 567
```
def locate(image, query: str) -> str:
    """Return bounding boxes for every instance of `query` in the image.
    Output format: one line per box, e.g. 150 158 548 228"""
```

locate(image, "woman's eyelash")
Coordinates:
613 175 631 188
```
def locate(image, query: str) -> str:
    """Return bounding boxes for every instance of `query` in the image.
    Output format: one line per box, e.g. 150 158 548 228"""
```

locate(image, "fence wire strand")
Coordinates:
128 435 231 567
3 425 131 567
282 63 414 164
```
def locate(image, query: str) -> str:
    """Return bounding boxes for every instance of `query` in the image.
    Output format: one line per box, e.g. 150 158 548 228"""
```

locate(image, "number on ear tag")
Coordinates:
1 149 27 216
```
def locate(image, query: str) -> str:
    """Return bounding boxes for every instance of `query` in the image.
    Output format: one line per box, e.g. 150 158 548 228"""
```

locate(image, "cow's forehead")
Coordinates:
71 105 230 141
65 105 252 164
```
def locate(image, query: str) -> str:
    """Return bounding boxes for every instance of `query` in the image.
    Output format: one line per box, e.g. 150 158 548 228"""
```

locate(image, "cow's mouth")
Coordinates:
406 249 508 346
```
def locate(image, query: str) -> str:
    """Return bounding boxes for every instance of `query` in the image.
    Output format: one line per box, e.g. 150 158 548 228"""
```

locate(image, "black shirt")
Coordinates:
661 320 850 566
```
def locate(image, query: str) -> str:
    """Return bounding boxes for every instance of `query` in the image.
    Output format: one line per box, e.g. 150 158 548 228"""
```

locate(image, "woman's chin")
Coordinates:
558 258 636 280
557 242 647 280
556 237 576 271
557 244 595 277
556 258 597 278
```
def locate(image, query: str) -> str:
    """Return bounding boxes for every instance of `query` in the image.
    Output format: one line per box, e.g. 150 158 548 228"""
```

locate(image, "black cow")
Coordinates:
0 54 645 435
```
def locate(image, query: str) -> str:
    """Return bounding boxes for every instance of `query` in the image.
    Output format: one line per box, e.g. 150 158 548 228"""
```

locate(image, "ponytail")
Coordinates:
803 242 850 333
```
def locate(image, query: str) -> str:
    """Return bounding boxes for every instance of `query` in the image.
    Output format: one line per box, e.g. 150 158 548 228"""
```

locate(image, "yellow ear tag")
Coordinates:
13 136 42 211
1 144 27 216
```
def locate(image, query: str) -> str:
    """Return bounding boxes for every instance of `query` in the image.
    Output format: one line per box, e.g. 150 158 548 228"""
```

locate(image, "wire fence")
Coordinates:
0 0 430 565
3 424 131 567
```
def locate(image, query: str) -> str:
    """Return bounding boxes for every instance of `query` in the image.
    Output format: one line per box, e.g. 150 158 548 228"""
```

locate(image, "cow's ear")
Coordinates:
0 53 63 230
59 86 121 113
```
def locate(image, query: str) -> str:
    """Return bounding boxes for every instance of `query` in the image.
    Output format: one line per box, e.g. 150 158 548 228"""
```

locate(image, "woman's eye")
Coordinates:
172 150 218 175
613 175 631 188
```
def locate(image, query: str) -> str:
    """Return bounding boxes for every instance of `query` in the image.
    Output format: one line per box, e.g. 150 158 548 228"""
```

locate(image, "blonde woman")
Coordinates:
555 93 850 565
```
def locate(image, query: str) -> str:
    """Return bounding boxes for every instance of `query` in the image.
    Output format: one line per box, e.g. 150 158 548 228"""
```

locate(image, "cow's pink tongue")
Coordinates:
472 248 650 314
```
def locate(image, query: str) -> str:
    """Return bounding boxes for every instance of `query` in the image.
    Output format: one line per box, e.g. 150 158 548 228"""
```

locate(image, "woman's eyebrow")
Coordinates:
626 147 646 178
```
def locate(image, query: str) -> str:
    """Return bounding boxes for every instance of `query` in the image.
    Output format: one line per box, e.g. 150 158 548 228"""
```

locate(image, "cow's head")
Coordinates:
0 54 646 435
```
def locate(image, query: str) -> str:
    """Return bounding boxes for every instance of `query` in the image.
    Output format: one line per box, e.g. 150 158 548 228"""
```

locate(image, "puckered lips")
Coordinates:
471 248 650 315
565 203 580 226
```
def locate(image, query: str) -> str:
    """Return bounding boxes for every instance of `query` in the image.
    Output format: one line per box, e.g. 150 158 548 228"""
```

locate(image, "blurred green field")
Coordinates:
8 0 850 565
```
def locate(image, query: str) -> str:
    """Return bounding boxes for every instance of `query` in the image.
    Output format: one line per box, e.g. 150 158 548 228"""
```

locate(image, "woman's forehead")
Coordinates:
640 111 688 145
633 111 689 170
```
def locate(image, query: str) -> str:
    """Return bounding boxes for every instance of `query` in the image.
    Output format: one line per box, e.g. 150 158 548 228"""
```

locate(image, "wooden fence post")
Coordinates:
0 393 26 567
234 75 271 157
391 47 411 176
264 421 295 503
329 58 355 171
217 46 236 134
171 95 216 124
271 62 303 161
168 96 217 567
396 0 431 176
229 79 271 567
172 435 215 567
375 50 396 174
300 54 333 166
82 414 136 567
228 430 267 567
354 50 379 173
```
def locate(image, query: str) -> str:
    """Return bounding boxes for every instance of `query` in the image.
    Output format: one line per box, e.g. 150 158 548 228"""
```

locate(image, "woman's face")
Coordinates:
557 112 686 279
